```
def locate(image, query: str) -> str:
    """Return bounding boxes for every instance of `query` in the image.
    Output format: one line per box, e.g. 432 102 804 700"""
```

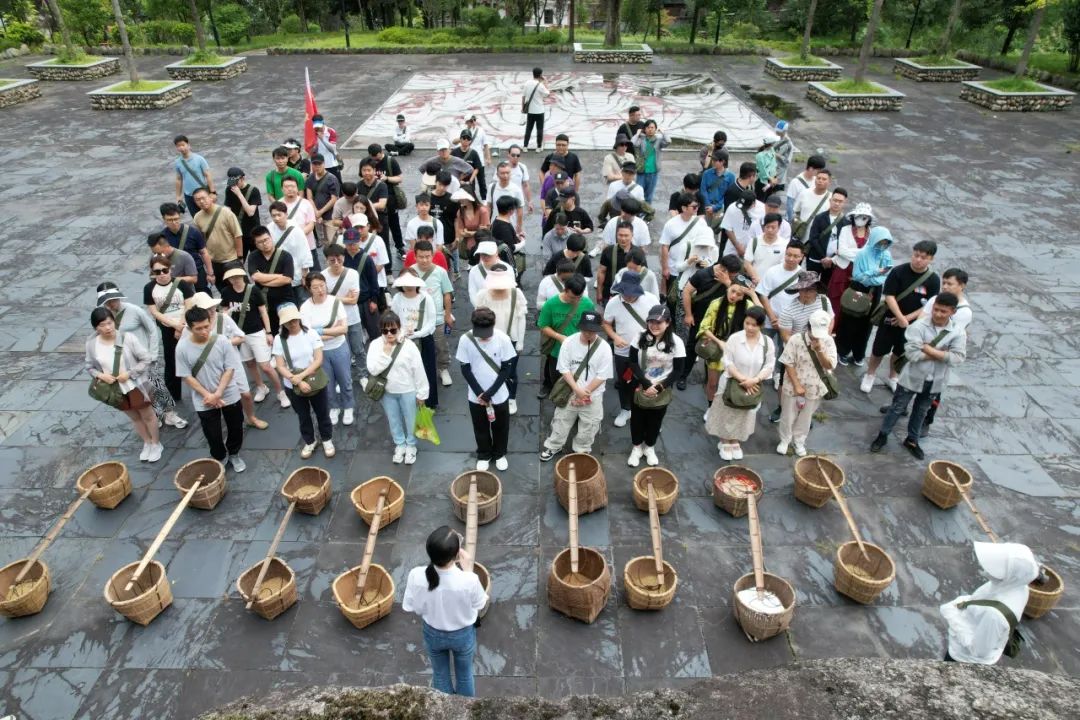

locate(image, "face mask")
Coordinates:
854 217 869 227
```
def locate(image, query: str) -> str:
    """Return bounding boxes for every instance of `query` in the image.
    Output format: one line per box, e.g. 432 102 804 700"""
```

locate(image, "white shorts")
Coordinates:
239 331 272 364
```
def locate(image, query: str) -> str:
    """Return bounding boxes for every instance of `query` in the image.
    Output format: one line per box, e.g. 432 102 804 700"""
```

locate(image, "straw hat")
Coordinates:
192 292 221 310
450 189 475 203
223 267 247 281
277 304 302 325
392 273 424 289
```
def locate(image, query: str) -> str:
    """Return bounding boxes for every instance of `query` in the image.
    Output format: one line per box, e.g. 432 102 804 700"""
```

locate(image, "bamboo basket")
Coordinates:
351 477 405 527
712 465 763 518
623 557 677 610
632 468 679 515
449 471 502 525
174 459 226 510
77 461 131 510
333 564 395 629
236 557 297 620
732 572 796 641
921 461 973 510
834 541 895 604
470 562 492 620
104 560 172 625
548 547 611 623
793 456 845 508
0 559 50 618
554 453 607 514
1025 566 1064 619
281 467 332 515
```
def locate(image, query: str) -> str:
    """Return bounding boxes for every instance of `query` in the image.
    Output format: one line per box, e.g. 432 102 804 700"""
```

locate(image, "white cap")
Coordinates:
392 273 425 288
347 213 368 228
436 138 450 151
191 292 221 310
808 309 831 339
475 240 498 256
450 189 475 203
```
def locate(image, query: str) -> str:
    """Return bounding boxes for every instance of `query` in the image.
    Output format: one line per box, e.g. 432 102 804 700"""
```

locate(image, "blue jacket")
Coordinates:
852 227 894 287
701 168 734 212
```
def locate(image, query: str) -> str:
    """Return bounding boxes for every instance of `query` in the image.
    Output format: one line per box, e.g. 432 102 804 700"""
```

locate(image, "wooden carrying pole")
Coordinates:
246 501 297 609
746 491 766 598
946 467 999 543
646 483 665 587
568 463 579 573
818 459 870 561
354 486 388 606
460 476 478 574
124 475 203 592
13 483 97 584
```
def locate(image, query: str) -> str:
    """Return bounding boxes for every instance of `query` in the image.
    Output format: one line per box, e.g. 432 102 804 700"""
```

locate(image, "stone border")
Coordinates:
572 42 653 64
894 58 980 82
27 57 120 81
959 80 1075 112
44 43 236 57
165 56 247 81
87 80 191 110
0 79 41 108
806 81 905 111
764 57 843 81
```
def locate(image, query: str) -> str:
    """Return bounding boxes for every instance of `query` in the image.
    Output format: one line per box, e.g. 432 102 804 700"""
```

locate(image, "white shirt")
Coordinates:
744 234 789 278
402 564 487 632
473 289 528 348
323 267 361 326
536 274 562 309
603 292 660 357
605 179 645 202
508 162 529 190
613 266 659 299
405 215 445 247
271 329 324 389
468 126 489 165
793 189 832 236
925 295 973 332
756 264 802 330
390 291 437 339
833 225 865 270
312 134 339 168
95 338 136 393
300 296 347 351
269 221 313 285
720 202 764 257
750 216 792 243
283 197 318 249
522 78 549 114
366 336 429 399
785 173 813 202
455 329 517 405
601 214 651 249
488 180 525 209
659 214 712 278
393 124 411 145
556 333 614 400
720 331 775 383
638 335 687 384
468 263 500 307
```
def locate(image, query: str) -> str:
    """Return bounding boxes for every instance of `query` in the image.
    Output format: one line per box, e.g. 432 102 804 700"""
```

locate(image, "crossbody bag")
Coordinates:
540 298 580 356
364 339 405 401
894 327 949 373
792 192 828 238
664 217 701 306
806 332 839 400
549 339 600 408
633 344 674 409
88 337 126 408
870 269 933 325
281 334 329 397
155 279 182 314
956 599 1023 658
722 338 770 409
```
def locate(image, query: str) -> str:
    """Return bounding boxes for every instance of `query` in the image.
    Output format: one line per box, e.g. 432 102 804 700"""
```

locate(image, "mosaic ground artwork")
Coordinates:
343 71 775 152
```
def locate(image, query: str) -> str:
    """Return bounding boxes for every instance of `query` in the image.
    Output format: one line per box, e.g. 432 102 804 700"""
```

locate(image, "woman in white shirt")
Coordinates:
366 310 429 465
472 266 527 415
272 304 333 460
626 305 686 468
389 271 439 409
719 191 762 258
403 526 487 697
300 273 353 426
705 306 775 461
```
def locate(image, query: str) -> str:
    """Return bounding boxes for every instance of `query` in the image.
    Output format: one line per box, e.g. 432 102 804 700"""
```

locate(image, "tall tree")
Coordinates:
187 0 208 52
687 0 702 44
800 0 819 59
853 0 885 83
109 0 139 85
604 0 622 46
937 0 963 56
569 0 575 41
43 0 77 55
1014 0 1047 77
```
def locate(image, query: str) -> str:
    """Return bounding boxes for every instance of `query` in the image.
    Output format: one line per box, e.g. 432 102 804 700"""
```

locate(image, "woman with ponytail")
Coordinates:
402 526 487 696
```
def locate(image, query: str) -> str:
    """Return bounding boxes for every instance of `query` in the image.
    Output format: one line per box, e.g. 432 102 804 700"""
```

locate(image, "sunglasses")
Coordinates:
382 327 399 335
151 268 169 276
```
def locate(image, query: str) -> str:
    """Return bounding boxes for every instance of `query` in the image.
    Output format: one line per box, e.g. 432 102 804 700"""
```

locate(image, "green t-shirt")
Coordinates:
265 167 306 200
644 141 657 174
537 295 595 358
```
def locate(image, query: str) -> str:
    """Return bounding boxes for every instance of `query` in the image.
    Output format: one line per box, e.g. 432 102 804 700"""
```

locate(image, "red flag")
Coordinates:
303 67 318 153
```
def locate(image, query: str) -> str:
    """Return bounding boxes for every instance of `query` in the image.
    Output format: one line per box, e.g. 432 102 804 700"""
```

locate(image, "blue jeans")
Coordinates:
347 323 369 376
422 622 476 696
381 391 418 447
881 379 935 443
637 171 659 203
322 341 354 411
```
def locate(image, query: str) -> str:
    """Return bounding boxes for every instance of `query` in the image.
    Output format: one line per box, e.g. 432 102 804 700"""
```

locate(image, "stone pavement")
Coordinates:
0 51 1076 720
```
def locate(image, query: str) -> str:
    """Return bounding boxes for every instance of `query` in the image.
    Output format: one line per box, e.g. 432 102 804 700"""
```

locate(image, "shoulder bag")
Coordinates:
792 192 828 238
202 206 223 238
88 337 126 408
664 217 700 306
549 339 600 408
893 327 950 374
281 333 329 397
235 284 255 330
767 272 800 300
275 225 294 249
805 333 839 400
179 157 206 187
188 334 220 382
633 344 674 409
841 286 873 317
722 338 769 409
694 298 728 364
156 279 182 314
540 298 580 356
521 81 540 119
870 268 933 325
364 339 405 401
956 599 1023 658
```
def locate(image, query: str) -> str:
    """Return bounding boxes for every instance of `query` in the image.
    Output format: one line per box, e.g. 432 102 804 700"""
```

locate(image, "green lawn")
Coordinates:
181 51 230 65
909 55 964 67
102 80 177 92
777 54 829 66
982 77 1054 93
576 42 651 51
46 55 106 66
821 79 890 94
0 79 14 88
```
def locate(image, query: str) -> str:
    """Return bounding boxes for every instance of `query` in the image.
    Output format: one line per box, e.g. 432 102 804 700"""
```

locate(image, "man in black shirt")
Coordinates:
542 233 591 279
614 105 646 148
306 154 341 252
543 190 592 235
223 168 262 259
668 173 706 218
357 158 393 254
540 134 583 192
284 139 310 175
219 266 286 403
245 225 295 335
368 143 405 256
723 162 758 211
429 171 458 255
595 220 633 304
160 201 212 292
680 254 746 388
451 131 486 201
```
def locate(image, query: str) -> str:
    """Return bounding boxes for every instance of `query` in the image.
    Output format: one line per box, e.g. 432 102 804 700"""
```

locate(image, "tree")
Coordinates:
59 0 110 45
1065 0 1080 71
853 0 885 83
554 0 567 26
687 0 703 44
1014 0 1047 77
999 0 1030 54
937 0 962 56
187 0 208 51
800 0 819 59
42 0 77 55
108 0 139 85
604 0 622 46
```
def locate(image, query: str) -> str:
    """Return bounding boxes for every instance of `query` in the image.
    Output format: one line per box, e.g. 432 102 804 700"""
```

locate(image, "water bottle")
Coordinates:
796 396 806 411
444 323 452 336
485 404 496 422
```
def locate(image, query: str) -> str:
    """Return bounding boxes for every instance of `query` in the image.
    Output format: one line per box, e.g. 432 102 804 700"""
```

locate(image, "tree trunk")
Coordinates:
713 8 721 45
937 0 962 56
656 6 661 41
188 0 208 52
1001 22 1019 55
905 0 921 49
800 0 818 59
604 0 621 47
43 0 75 53
1014 2 1046 78
569 0 575 42
688 4 699 45
853 0 885 83
109 0 139 85
297 0 307 32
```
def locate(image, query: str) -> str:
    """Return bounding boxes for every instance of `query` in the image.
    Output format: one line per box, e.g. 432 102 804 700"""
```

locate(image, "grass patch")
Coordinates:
0 79 15 88
778 54 829 66
576 42 650 51
821 79 890 94
102 80 176 92
909 55 963 67
181 50 229 65
46 54 106 66
982 77 1052 93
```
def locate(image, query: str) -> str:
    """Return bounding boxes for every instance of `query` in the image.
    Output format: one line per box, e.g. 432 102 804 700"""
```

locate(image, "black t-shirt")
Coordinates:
373 156 403 211
245 250 296 309
429 192 458 244
615 121 646 147
543 251 592 278
220 282 267 334
882 262 940 316
688 267 728 320
490 218 518 252
224 185 262 242
723 180 755 211
543 206 592 235
288 157 311 175
669 189 707 215
358 179 389 227
598 244 630 298
451 147 482 175
305 171 341 220
541 152 583 179
142 279 195 329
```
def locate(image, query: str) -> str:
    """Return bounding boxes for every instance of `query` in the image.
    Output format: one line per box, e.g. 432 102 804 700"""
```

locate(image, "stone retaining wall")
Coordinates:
960 82 1075 112
0 79 41 108
806 82 905 111
573 49 652 63
764 57 842 81
165 57 247 81
27 57 120 81
45 44 236 57
88 82 191 110
893 59 979 82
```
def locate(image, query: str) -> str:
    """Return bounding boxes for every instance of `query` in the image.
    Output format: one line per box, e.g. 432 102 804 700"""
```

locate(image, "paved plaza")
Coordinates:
0 51 1077 720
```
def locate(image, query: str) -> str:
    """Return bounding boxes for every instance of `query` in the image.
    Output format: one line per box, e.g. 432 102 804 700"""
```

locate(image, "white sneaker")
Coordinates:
643 446 659 466
776 441 789 456
476 459 490 471
495 456 508 471
886 377 898 392
793 444 808 457
614 409 631 427
860 374 876 394
146 444 163 463
139 443 151 462
627 446 643 467
393 445 406 464
342 409 355 426
508 399 518 415
588 245 602 258
279 390 292 408
773 371 782 391
732 445 744 460
163 411 188 429
229 455 247 473
253 385 270 403
360 377 369 391
322 440 336 458
329 409 340 425
301 442 317 459
704 410 710 423
405 446 417 465
440 369 453 386
719 444 733 461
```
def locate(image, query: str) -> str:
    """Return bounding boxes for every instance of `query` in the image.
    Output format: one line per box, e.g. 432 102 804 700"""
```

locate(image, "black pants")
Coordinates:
160 327 182 402
286 386 333 444
310 248 322 273
387 211 405 254
836 310 874 362
475 167 487 201
630 404 668 446
197 400 244 461
195 264 210 294
386 141 414 156
523 113 544 149
469 400 509 461
361 300 381 341
681 321 699 380
613 355 636 411
419 333 438 409
542 352 559 391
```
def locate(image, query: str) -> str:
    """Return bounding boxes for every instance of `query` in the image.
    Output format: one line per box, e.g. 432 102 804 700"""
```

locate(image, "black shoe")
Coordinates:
769 407 781 424
870 432 887 453
878 404 909 416
903 438 925 460
536 386 550 399
676 379 687 391
919 423 931 439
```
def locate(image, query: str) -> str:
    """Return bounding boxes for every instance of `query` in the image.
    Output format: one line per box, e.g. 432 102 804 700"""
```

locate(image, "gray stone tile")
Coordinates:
616 603 711 678
74 668 184 720
3 667 103 720
974 454 1065 497
109 598 221 670
700 609 795 674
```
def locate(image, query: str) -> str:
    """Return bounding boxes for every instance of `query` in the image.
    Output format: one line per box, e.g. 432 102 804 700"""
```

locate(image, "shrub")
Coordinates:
137 19 196 45
489 25 517 45
519 29 563 45
3 21 45 46
465 6 503 36
729 21 760 40
109 22 146 45
429 30 461 44
377 27 426 44
279 14 304 34
215 3 249 45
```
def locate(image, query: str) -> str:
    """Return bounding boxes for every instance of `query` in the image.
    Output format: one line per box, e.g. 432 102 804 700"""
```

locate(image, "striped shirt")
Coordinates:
779 295 833 334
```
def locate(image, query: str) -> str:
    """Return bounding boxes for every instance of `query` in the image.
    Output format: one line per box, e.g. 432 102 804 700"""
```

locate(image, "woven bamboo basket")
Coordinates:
732 572 796 641
236 557 297 620
450 471 502 525
352 478 405 527
623 557 677 610
77 461 131 510
921 461 973 510
833 541 895 604
0 559 51 618
1025 566 1064 619
712 466 763 518
554 454 607 514
632 468 679 515
281 467 332 515
104 560 172 625
333 564 395 629
174 459 227 510
547 547 611 623
470 561 492 620
793 456 845 508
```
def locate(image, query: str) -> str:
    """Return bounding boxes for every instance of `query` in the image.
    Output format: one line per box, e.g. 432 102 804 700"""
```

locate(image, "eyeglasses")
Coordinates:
382 327 399 335
151 268 169 276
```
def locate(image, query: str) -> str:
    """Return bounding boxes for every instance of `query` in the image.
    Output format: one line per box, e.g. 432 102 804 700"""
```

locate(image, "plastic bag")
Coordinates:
414 406 441 445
